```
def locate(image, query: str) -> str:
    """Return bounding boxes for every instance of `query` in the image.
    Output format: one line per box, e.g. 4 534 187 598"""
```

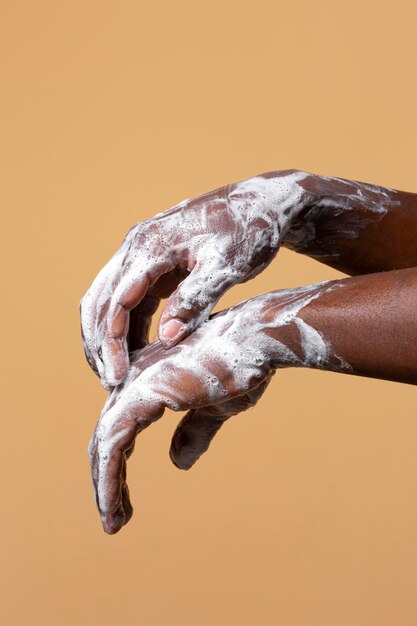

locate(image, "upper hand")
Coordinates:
80 169 312 388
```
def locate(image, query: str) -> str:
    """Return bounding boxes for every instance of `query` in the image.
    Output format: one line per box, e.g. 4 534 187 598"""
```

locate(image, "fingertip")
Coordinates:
102 522 122 535
100 378 115 393
159 319 188 347
102 373 124 390
101 495 133 533
169 434 198 471
99 334 130 382
101 509 125 535
169 447 194 471
102 356 129 388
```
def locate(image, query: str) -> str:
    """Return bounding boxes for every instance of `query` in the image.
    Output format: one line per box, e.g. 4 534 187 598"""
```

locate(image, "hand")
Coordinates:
89 301 273 534
80 169 314 388
88 281 337 534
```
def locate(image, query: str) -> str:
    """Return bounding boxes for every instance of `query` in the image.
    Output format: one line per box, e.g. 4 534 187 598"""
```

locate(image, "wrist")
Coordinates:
251 281 345 371
281 171 397 254
262 169 317 240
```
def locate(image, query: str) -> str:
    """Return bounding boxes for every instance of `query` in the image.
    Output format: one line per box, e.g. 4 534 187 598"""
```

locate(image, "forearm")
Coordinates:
280 170 417 275
265 267 417 385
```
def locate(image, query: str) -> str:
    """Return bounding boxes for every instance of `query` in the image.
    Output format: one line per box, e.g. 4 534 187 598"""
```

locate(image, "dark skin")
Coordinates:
286 175 417 274
128 179 417 352
80 170 417 533
81 170 417 378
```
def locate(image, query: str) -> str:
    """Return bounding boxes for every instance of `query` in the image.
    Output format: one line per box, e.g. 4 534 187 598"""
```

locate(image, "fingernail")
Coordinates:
160 319 186 342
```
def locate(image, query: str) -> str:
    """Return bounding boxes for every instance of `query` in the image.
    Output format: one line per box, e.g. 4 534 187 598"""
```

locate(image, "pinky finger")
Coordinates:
169 374 274 470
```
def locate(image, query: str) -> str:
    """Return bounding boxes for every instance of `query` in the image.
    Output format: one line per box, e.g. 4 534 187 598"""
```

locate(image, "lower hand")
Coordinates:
89 280 337 534
89 297 276 534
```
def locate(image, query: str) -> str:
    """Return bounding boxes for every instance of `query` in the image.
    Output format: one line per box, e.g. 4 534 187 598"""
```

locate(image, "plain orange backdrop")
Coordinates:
1 1 416 625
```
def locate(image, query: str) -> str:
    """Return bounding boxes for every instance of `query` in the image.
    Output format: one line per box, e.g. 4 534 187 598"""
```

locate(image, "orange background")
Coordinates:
1 1 416 625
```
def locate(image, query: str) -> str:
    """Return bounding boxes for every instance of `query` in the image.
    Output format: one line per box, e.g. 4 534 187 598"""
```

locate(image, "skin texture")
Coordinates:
80 170 417 533
80 169 416 389
89 280 343 533
80 169 315 388
285 176 417 274
89 268 417 534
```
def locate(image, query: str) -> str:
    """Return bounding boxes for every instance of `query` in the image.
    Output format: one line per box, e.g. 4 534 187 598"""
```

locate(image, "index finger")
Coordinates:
90 389 165 534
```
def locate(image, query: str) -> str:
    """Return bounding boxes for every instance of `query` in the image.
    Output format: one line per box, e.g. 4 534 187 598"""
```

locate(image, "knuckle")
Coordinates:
122 222 142 245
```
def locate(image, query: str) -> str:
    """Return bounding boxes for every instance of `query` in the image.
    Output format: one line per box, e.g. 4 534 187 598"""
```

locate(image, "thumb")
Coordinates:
158 261 236 347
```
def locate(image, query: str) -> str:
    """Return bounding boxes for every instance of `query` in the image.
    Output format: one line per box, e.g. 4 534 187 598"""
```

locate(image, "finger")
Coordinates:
80 249 126 377
100 459 128 534
158 260 238 347
89 429 134 534
101 261 174 387
102 454 134 533
169 408 225 470
92 390 165 534
169 374 274 470
98 275 150 387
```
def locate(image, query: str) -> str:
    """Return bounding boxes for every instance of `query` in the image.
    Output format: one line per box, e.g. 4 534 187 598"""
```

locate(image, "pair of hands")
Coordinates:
80 169 317 533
